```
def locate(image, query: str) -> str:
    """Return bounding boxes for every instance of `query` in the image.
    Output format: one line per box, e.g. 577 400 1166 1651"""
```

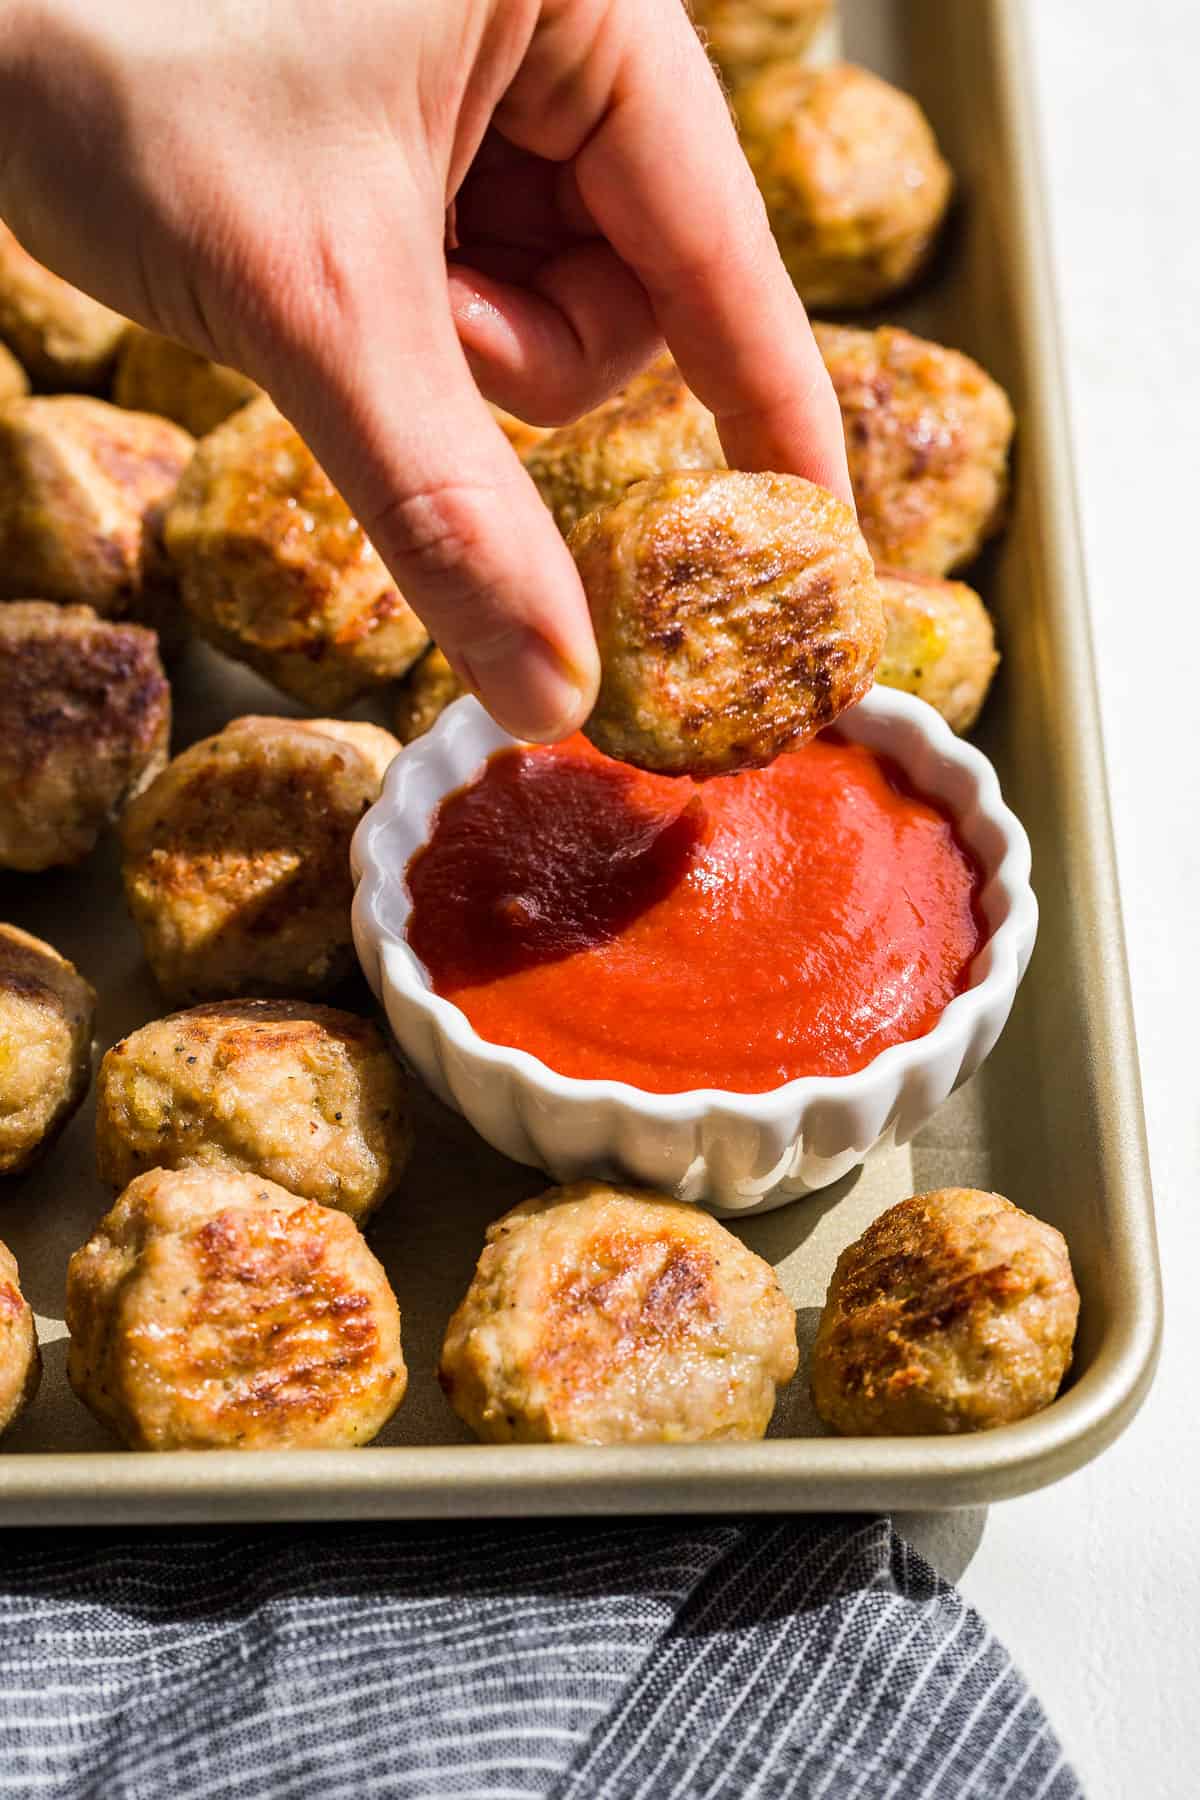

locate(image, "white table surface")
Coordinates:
894 4 1199 1795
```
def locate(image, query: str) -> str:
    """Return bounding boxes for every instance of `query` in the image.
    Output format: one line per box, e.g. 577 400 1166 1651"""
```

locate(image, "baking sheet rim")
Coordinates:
0 0 1162 1521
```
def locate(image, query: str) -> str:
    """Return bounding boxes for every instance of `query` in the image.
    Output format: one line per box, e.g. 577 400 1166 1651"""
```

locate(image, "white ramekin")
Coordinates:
351 690 1036 1214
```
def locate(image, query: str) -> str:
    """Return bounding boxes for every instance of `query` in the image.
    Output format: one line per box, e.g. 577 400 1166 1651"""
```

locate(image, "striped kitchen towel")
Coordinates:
0 1516 1080 1799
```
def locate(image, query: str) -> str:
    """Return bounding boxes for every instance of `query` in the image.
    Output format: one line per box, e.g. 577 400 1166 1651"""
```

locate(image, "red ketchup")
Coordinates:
406 733 985 1095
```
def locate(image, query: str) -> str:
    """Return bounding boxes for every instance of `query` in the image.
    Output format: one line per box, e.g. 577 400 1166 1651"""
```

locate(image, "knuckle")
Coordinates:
365 478 497 577
363 478 524 650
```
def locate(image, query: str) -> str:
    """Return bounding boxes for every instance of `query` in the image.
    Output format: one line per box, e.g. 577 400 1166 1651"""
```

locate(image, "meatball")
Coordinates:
163 396 429 709
0 396 194 628
67 1165 407 1450
691 0 831 89
737 62 953 309
0 602 170 871
811 1188 1079 1436
96 999 413 1224
0 343 28 404
489 402 551 458
816 322 1015 577
439 1181 798 1444
393 646 466 744
570 469 884 775
0 924 95 1177
523 356 724 537
0 1243 40 1435
875 570 998 732
119 714 401 1004
113 327 261 437
0 222 127 391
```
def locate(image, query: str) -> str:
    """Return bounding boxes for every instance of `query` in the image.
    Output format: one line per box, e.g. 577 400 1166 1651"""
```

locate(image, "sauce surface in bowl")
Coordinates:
406 733 984 1094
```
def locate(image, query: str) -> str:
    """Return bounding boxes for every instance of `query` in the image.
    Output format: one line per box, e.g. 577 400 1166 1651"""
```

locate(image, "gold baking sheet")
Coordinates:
0 0 1160 1519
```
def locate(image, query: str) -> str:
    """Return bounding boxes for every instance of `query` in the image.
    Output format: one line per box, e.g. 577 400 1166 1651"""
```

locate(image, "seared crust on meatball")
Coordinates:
570 469 884 775
816 323 1015 577
114 327 261 437
0 1242 40 1434
0 397 194 625
0 924 95 1176
0 223 127 391
439 1181 798 1444
66 1166 407 1450
0 602 170 871
523 357 724 537
96 1000 413 1223
392 647 466 744
119 715 400 1003
0 343 28 404
876 569 998 732
811 1189 1079 1436
737 62 952 310
164 396 429 709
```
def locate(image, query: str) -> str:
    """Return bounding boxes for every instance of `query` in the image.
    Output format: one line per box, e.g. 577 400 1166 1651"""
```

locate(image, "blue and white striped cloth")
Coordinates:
0 1517 1080 1798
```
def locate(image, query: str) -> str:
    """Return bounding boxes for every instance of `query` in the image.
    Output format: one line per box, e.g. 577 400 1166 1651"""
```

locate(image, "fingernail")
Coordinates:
461 628 591 743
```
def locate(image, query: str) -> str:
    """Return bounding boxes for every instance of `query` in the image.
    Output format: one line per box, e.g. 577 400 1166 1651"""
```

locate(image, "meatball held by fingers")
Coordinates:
0 1243 40 1436
0 603 170 872
0 924 95 1177
811 1189 1079 1436
570 469 884 776
119 715 400 1004
96 1000 413 1224
487 402 551 458
439 1181 798 1444
66 1166 407 1451
523 356 724 539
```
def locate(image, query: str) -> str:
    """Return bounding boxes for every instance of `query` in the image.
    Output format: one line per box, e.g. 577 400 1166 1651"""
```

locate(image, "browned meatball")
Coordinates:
164 396 429 709
0 1242 40 1435
0 397 194 629
113 327 261 437
67 1166 407 1450
875 569 998 732
0 924 95 1176
392 646 466 744
816 323 1015 577
811 1189 1079 1436
692 0 832 88
737 62 952 309
488 402 551 457
96 999 413 1224
0 602 170 871
570 469 884 775
439 1181 798 1444
523 357 724 537
0 343 28 404
119 715 400 1004
0 222 127 391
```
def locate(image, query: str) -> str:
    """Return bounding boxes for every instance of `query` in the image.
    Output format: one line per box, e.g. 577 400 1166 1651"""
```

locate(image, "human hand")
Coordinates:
0 0 851 740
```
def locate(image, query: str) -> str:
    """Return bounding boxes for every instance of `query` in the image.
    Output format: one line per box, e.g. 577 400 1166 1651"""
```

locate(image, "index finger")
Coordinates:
500 0 852 502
